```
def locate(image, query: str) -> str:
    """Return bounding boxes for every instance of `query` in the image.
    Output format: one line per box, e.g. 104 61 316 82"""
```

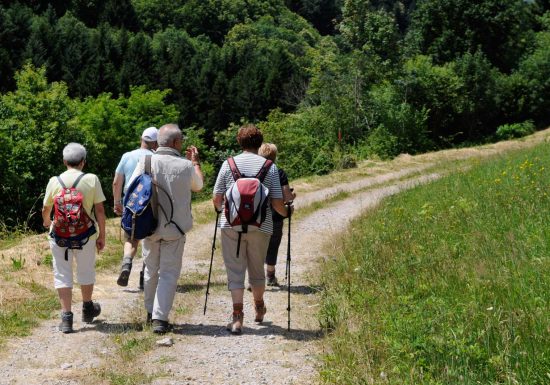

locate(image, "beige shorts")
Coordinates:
221 228 271 290
50 239 96 288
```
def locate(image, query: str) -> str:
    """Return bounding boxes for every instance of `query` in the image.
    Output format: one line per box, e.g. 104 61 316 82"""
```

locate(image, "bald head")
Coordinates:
158 124 183 148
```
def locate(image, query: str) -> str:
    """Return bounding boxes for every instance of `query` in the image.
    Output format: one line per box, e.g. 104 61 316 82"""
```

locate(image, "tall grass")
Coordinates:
319 144 550 384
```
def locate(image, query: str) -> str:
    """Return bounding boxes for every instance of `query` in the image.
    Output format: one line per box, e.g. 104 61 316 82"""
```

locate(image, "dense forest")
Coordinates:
0 0 549 230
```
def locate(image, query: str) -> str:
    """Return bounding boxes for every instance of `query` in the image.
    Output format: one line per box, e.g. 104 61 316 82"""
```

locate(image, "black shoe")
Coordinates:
117 262 132 287
152 319 170 334
146 313 152 325
59 311 74 333
267 274 279 287
139 270 144 291
82 301 101 323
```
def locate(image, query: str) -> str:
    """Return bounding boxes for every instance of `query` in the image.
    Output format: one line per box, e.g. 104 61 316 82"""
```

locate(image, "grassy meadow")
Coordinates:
319 144 550 384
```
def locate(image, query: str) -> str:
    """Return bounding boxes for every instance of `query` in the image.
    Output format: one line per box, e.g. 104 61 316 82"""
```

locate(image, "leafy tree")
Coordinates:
284 0 343 35
77 86 179 203
0 65 82 229
119 31 153 94
407 0 537 72
0 3 33 91
178 0 284 44
131 0 185 32
396 55 466 145
220 13 318 124
514 12 550 127
53 12 98 96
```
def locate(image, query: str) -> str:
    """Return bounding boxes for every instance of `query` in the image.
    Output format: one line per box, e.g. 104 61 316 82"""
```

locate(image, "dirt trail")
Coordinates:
0 131 548 385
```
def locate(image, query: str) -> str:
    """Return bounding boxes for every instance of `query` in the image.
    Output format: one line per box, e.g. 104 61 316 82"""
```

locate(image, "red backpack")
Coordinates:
224 157 273 257
51 173 96 260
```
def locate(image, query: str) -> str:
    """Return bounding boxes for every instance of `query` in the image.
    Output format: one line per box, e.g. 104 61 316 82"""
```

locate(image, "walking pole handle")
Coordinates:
204 210 221 315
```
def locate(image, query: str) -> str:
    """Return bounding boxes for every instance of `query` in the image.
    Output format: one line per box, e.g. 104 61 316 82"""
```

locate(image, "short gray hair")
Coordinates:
63 142 87 166
158 124 182 147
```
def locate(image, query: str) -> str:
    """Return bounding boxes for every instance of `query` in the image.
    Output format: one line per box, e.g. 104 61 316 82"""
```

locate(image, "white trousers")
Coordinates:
142 234 186 322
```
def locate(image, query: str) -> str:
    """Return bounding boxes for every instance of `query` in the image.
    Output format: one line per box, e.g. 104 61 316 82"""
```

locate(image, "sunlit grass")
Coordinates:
319 144 550 384
0 281 57 346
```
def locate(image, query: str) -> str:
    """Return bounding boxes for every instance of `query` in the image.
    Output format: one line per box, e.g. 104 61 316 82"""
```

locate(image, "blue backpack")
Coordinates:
121 155 157 240
121 153 186 240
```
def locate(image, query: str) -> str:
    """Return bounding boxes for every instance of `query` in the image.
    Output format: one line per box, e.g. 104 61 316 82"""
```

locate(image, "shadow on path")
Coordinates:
172 322 323 342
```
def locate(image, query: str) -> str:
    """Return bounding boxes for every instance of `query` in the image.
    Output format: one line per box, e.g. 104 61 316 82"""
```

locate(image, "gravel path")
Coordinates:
0 131 548 385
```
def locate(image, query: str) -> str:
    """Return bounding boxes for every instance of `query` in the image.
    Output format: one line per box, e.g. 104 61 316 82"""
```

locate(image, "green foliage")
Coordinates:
77 86 179 206
0 281 58 343
260 107 338 177
368 81 431 154
407 0 537 72
10 255 25 271
0 64 82 229
319 144 550 384
496 121 536 140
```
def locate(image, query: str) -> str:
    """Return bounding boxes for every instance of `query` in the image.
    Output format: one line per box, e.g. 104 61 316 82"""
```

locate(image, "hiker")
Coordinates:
258 143 296 286
212 124 292 335
112 126 158 288
129 123 203 333
41 142 106 333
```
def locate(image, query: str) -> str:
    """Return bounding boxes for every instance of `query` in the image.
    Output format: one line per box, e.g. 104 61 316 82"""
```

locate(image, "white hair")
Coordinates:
63 142 87 166
158 124 182 147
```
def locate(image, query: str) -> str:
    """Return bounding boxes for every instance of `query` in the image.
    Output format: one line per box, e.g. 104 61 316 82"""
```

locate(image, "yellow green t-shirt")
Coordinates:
43 168 106 238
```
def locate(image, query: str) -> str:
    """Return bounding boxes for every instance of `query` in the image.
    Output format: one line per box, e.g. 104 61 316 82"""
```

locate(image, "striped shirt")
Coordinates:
213 152 283 234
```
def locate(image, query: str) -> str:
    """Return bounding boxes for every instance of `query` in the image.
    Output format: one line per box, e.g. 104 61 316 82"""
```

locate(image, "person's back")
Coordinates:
212 124 292 335
42 142 106 333
130 123 203 334
215 151 280 234
113 126 158 288
146 146 199 237
117 148 154 192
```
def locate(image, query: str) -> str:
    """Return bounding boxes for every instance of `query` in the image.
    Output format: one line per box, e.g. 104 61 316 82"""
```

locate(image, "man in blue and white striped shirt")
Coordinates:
213 124 291 334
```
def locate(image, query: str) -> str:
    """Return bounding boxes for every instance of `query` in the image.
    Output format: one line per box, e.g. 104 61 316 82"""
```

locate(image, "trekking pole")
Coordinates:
285 202 292 331
204 210 221 315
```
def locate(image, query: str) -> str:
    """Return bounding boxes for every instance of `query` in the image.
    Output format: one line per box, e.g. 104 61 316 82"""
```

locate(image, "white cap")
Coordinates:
141 126 158 142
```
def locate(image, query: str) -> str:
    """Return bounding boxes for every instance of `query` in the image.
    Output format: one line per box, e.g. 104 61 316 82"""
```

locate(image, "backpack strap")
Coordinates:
56 173 86 190
227 157 242 181
145 155 152 175
71 173 86 189
148 154 185 236
255 159 273 183
56 176 67 190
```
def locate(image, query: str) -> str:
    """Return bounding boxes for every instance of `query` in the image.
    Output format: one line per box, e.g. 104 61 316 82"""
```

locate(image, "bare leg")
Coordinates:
58 288 72 313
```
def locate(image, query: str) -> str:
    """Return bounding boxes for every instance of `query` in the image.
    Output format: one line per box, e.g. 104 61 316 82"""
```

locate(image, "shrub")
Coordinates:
495 121 535 140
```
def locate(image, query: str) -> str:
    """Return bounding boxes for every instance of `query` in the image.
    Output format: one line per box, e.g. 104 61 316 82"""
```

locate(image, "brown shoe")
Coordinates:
254 302 267 323
226 312 244 335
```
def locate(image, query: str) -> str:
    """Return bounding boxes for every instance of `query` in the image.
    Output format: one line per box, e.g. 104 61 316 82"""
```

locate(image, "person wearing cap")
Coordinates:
112 126 159 288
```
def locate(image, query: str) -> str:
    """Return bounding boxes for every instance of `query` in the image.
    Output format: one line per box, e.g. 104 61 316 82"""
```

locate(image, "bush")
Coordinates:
495 121 535 140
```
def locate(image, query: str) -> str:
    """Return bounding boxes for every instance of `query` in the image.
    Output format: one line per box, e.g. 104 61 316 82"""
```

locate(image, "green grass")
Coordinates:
319 144 550 384
0 281 58 345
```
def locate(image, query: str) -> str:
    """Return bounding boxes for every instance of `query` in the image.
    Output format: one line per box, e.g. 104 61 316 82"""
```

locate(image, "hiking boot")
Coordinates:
146 313 152 325
59 311 74 333
266 274 279 287
152 319 170 334
82 301 101 323
226 312 244 335
254 302 267 323
139 270 144 291
117 261 132 287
